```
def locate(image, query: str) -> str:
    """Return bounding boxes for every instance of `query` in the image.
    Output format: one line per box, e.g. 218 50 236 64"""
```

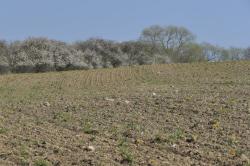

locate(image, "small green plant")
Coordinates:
118 137 127 147
121 122 142 139
0 127 8 134
227 134 238 146
118 139 133 165
219 108 233 113
18 158 30 166
34 159 50 166
53 112 71 123
82 122 98 135
126 122 139 131
119 146 133 164
209 119 220 129
152 134 167 143
20 145 29 159
168 129 184 143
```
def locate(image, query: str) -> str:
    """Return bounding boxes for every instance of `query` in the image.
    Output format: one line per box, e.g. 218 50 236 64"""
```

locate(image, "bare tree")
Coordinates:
228 47 244 61
244 47 250 60
140 25 165 49
201 43 222 61
140 25 195 62
178 43 206 63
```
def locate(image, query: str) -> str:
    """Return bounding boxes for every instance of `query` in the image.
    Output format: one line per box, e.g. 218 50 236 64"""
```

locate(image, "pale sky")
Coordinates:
0 0 249 47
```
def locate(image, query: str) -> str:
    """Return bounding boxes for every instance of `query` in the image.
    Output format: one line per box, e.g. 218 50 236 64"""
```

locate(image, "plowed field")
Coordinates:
0 61 249 165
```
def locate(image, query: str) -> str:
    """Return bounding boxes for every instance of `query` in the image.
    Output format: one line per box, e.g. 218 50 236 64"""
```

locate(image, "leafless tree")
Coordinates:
140 25 195 62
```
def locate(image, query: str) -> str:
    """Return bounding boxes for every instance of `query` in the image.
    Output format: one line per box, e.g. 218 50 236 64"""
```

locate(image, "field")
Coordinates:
0 61 249 166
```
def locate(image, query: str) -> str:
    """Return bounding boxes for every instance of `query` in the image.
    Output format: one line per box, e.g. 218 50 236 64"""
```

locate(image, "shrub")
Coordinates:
35 63 55 73
8 38 90 73
13 65 35 73
74 38 127 68
0 40 10 73
0 65 10 74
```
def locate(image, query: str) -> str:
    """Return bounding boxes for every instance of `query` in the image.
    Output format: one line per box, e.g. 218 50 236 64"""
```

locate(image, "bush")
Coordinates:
74 38 126 68
64 63 89 71
35 63 55 73
13 65 35 73
0 65 10 74
8 38 90 73
120 41 156 65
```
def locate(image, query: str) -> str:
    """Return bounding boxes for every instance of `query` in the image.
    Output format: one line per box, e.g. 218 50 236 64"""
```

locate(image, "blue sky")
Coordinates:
0 0 249 47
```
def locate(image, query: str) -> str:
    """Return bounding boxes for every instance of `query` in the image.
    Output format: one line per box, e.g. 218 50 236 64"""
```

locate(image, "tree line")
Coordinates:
0 25 249 74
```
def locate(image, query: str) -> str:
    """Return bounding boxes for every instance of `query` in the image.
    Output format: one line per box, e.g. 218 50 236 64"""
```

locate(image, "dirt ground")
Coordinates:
0 61 249 166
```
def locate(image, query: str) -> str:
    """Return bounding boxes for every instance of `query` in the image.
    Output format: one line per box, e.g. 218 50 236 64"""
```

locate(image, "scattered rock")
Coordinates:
43 102 50 107
148 159 160 166
124 100 130 104
152 92 157 96
105 98 115 102
172 144 177 148
85 146 95 152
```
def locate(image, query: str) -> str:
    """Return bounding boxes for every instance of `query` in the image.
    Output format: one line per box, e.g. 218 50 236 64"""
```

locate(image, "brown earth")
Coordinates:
0 61 249 166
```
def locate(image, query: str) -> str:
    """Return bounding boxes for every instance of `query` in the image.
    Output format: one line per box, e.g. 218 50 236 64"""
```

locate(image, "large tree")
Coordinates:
140 25 195 62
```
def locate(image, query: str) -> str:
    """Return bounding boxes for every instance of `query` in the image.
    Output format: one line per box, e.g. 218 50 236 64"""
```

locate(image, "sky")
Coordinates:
0 0 249 48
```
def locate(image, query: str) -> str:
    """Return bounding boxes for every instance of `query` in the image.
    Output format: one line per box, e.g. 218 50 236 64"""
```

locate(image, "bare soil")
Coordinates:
0 61 249 166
